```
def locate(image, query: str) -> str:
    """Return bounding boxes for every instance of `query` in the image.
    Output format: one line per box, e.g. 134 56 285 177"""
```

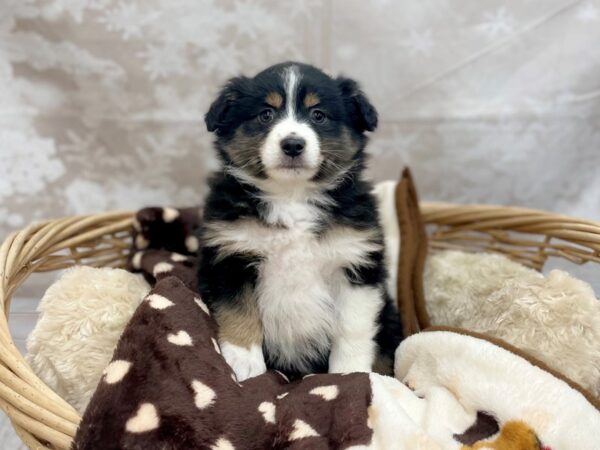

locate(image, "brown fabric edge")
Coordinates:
394 167 431 336
404 169 431 329
423 326 600 412
394 169 420 336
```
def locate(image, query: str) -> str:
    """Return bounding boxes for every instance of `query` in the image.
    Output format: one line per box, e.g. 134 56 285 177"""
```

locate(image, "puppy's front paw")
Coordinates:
220 341 267 381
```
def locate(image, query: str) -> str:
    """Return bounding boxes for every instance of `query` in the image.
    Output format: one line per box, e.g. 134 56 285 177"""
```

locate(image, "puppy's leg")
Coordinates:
198 246 266 381
214 287 266 382
329 281 384 373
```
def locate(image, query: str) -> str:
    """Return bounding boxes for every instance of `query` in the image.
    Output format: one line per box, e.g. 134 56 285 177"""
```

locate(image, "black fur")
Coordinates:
197 62 402 377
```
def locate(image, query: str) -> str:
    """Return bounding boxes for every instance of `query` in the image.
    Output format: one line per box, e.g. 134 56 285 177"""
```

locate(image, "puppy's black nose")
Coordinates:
280 136 305 157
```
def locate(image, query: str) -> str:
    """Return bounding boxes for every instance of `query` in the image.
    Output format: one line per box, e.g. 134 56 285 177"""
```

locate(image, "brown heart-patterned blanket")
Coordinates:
73 173 600 450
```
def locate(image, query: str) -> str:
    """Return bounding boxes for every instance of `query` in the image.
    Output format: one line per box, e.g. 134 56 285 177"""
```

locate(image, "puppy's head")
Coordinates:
205 62 377 187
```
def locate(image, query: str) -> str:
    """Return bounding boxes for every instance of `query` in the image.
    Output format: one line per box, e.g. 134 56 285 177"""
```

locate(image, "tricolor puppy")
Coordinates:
197 62 402 381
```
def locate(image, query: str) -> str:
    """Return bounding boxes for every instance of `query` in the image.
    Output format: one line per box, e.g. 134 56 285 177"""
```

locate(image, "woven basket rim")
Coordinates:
0 202 599 449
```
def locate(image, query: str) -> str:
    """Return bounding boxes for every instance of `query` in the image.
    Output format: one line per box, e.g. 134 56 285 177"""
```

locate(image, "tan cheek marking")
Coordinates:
304 93 320 108
265 92 283 109
215 288 262 348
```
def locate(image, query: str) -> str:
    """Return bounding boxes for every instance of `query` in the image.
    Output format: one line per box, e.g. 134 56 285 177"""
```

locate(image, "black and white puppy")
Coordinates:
197 62 401 381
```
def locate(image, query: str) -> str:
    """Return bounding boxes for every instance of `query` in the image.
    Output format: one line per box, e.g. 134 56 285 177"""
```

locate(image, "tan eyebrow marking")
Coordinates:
304 92 320 108
265 92 283 109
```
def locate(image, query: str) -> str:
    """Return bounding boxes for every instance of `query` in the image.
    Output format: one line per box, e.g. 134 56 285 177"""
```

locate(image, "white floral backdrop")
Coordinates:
2 0 600 236
0 0 599 445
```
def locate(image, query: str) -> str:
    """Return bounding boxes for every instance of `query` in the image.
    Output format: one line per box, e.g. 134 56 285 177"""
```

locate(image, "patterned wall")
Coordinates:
2 0 600 240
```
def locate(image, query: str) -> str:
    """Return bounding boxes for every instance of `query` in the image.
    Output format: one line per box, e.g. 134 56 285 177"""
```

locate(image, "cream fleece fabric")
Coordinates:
423 251 600 398
394 331 600 450
26 266 150 413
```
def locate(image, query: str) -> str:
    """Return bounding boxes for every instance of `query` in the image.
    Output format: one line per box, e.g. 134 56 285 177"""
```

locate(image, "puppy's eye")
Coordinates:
310 109 326 124
258 108 274 124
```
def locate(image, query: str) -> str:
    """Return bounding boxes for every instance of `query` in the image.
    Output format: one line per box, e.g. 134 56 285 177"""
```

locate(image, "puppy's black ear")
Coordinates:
337 77 378 132
205 76 248 133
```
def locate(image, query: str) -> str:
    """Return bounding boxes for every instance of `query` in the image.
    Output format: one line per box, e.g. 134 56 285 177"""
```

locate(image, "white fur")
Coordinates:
263 194 319 228
103 360 132 384
185 235 199 252
220 341 266 381
203 217 380 265
356 334 600 449
125 403 159 433
135 234 149 249
205 210 382 373
162 207 179 223
26 266 149 414
167 330 193 346
365 374 441 449
396 331 600 449
274 370 289 382
194 296 211 315
289 419 320 440
132 251 144 269
146 293 174 310
372 180 400 301
284 65 299 119
260 118 321 180
170 253 188 262
258 401 276 424
309 385 339 401
363 371 501 449
211 338 221 354
227 166 332 206
152 261 174 276
329 283 382 373
191 379 216 409
210 437 235 450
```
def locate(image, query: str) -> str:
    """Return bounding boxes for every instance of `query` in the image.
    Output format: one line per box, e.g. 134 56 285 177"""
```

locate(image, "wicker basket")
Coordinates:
0 204 599 449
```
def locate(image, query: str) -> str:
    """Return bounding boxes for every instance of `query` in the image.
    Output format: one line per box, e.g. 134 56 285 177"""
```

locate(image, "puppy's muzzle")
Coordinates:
280 135 305 158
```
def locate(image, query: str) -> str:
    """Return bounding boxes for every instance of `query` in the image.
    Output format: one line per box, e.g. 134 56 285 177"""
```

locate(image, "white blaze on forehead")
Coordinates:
283 65 300 118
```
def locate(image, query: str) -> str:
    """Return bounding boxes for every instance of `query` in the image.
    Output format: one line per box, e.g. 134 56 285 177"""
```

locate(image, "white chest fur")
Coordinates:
203 200 381 372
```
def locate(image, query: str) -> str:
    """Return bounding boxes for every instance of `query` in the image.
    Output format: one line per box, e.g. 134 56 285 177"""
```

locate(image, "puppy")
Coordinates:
197 62 402 381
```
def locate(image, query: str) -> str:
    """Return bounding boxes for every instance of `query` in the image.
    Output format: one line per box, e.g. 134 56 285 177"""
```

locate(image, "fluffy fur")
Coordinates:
197 62 400 380
26 266 150 413
423 251 600 397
